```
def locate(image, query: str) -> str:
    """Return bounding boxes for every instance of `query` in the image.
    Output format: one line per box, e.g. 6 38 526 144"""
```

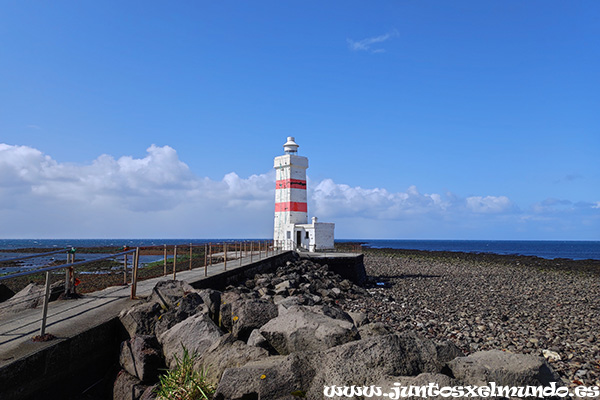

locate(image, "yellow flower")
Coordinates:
233 316 239 322
260 374 266 380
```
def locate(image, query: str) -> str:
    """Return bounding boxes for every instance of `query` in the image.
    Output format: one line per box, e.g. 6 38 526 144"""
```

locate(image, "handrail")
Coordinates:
0 248 70 264
0 249 136 282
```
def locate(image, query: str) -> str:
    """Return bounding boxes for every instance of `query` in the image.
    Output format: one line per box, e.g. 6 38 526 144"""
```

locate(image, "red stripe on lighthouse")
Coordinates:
275 202 307 212
275 179 306 190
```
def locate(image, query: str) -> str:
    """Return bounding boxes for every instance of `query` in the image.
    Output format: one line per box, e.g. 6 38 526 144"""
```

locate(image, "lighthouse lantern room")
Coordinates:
273 137 335 251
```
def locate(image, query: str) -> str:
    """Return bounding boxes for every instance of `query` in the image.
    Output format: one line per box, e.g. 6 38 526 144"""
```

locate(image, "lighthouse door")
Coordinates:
296 231 302 249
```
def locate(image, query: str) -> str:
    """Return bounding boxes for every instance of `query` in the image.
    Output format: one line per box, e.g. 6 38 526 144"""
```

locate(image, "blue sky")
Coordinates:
1 1 598 240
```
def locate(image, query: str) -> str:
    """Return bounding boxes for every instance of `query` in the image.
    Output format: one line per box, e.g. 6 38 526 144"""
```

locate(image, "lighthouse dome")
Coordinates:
283 137 299 154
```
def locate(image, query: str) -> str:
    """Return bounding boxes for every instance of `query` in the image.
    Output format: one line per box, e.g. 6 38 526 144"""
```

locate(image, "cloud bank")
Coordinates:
0 143 597 239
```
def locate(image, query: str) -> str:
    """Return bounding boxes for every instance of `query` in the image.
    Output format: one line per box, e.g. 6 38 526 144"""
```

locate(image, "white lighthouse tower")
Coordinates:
274 137 334 251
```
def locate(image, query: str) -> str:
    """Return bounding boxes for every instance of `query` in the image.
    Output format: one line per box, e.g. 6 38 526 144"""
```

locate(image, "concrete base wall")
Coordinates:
299 253 366 285
0 317 125 400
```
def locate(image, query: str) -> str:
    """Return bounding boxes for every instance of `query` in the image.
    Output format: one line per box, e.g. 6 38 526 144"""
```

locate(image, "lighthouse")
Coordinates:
274 137 335 251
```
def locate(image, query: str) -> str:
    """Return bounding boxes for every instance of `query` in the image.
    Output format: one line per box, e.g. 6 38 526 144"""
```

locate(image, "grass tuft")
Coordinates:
155 346 215 400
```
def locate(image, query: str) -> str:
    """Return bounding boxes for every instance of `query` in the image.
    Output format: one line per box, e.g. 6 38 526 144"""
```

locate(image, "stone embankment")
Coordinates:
113 255 568 400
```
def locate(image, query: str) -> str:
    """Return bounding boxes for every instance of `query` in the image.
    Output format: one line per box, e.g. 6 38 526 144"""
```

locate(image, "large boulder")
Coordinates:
113 370 149 400
119 301 162 338
447 350 562 387
214 352 316 400
0 283 44 317
230 299 278 341
154 292 207 337
195 333 270 385
364 373 467 400
259 305 359 355
158 313 224 369
150 280 196 310
119 335 165 383
307 333 458 396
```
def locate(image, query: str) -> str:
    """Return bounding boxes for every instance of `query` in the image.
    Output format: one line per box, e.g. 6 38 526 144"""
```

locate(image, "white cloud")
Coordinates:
1 143 596 239
465 196 514 214
347 30 399 53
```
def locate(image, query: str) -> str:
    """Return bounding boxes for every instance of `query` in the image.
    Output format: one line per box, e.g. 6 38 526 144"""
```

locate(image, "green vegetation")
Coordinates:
156 346 215 400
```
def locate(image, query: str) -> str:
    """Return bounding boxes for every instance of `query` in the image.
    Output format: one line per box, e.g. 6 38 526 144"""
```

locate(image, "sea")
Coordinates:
0 238 599 261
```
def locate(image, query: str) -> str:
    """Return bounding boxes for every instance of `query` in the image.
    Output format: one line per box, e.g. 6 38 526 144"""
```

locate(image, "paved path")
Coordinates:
0 250 282 368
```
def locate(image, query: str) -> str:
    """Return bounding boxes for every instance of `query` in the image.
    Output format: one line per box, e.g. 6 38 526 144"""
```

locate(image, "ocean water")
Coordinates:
355 239 600 261
1 239 599 261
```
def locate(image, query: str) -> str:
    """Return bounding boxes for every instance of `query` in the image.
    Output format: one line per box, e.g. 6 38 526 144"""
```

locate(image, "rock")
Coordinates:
366 373 466 400
113 370 149 400
219 292 242 332
447 350 562 387
259 305 360 355
0 283 44 316
230 299 278 341
308 333 455 394
542 349 562 362
119 335 164 383
196 333 269 385
198 288 222 324
358 322 393 338
214 352 316 400
139 385 158 400
119 301 162 338
154 292 207 337
348 311 369 327
150 280 196 310
247 329 278 355
158 313 224 369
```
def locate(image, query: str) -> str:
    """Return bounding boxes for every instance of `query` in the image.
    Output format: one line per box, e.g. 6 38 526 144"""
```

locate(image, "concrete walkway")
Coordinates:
0 250 282 369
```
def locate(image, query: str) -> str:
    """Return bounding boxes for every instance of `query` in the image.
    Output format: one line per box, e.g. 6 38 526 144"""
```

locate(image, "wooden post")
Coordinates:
224 243 227 271
258 241 261 260
204 244 208 276
239 242 243 266
189 243 192 270
64 252 71 296
173 245 177 280
209 243 212 266
40 271 51 336
131 248 139 299
250 242 253 263
123 253 128 284
163 244 167 276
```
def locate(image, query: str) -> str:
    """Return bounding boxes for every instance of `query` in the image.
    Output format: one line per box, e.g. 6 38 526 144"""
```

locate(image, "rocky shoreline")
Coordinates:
342 249 600 388
110 249 598 399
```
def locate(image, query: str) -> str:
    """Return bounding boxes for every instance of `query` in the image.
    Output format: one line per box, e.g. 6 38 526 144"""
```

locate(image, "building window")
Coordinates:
305 232 309 239
286 231 291 239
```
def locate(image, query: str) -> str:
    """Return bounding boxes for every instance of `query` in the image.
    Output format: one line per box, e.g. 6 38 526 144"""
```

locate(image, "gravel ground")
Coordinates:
339 249 600 388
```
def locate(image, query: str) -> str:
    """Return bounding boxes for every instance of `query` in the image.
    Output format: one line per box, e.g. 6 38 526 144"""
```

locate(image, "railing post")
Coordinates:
123 253 128 285
209 243 212 266
204 244 208 277
131 248 139 299
40 271 51 336
250 242 253 263
189 243 193 270
173 245 177 280
224 243 227 271
163 244 167 276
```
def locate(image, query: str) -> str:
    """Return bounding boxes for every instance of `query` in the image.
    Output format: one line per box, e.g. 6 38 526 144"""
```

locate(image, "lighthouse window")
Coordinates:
286 231 291 239
305 232 309 239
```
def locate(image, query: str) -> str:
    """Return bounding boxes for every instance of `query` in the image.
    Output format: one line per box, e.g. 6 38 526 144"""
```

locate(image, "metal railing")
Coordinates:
0 240 283 339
